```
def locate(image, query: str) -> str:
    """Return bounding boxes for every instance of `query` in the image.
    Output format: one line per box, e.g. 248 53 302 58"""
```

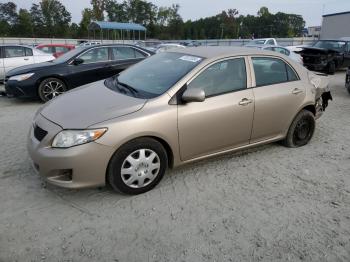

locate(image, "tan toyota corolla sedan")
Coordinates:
28 47 329 194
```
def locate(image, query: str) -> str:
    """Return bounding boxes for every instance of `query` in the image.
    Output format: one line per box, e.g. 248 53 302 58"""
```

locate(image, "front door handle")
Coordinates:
238 98 253 106
292 88 303 95
24 58 29 61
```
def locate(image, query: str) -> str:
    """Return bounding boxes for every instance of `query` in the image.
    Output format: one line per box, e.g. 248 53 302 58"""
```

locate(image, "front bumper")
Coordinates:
27 114 115 189
5 78 38 98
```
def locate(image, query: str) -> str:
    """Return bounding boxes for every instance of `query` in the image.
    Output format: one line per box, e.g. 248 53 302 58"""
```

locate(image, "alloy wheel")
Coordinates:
42 80 65 100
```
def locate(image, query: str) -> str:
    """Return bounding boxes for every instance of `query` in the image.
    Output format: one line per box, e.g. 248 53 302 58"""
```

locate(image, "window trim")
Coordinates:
185 56 250 99
249 55 300 88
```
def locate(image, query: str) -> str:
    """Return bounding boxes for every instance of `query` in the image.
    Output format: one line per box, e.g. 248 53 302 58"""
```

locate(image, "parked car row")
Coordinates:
5 44 153 101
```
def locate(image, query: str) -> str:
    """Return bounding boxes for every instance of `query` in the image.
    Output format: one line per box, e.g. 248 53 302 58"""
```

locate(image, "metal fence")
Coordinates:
0 37 316 47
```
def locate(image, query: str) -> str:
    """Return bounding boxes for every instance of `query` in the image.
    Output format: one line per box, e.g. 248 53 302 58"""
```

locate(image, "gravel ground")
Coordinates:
0 72 350 262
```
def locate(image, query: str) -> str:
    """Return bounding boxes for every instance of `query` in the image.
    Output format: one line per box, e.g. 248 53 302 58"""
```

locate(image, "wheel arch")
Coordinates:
36 75 69 93
302 104 316 116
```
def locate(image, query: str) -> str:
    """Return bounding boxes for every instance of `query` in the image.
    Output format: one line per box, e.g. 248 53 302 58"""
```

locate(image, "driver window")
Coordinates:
187 58 247 97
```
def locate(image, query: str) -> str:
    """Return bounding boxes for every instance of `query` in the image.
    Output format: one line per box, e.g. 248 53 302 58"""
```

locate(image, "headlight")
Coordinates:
52 128 107 148
8 73 35 81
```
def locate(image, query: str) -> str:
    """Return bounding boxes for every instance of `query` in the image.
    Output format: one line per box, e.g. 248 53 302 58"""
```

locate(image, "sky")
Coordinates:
7 0 350 27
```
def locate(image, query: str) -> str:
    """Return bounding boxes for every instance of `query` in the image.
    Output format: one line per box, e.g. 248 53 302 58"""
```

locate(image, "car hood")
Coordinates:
40 80 147 129
6 61 57 76
299 47 340 55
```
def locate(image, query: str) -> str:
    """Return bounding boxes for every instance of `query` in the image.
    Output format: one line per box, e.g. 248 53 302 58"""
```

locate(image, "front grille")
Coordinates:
34 124 48 142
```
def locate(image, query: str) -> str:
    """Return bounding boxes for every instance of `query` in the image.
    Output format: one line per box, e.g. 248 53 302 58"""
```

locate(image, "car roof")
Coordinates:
169 46 281 59
0 44 33 48
37 44 75 47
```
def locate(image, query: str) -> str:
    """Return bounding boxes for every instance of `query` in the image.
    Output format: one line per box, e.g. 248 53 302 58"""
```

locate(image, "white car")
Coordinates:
0 45 54 82
246 44 302 64
246 38 278 46
78 41 102 47
156 43 186 53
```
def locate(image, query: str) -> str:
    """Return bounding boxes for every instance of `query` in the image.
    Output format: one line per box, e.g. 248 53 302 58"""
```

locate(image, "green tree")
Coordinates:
78 8 93 38
106 0 128 22
41 0 71 37
91 0 107 20
14 8 33 37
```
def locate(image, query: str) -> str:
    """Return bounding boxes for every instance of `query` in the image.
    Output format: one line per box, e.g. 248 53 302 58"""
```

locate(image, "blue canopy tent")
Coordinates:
88 21 147 42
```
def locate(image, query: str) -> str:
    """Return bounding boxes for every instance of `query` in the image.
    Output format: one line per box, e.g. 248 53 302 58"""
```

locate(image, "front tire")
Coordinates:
107 138 168 195
38 77 67 102
282 110 315 148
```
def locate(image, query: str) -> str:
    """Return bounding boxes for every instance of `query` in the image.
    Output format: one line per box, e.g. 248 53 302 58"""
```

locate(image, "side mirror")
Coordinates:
72 58 84 65
182 88 205 103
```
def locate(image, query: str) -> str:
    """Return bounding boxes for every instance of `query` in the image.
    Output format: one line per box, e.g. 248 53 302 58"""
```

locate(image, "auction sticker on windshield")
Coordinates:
179 55 202 63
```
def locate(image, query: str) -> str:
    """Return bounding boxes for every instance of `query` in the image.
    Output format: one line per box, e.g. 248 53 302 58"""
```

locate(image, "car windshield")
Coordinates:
313 40 346 51
51 47 86 63
248 39 266 45
106 52 203 98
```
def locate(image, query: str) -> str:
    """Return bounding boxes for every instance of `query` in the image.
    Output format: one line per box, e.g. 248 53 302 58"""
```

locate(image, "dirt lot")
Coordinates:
0 72 350 262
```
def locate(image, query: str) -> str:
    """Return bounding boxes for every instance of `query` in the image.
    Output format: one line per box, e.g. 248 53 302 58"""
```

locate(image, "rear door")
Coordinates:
3 46 34 75
108 46 147 76
249 56 305 143
67 46 110 87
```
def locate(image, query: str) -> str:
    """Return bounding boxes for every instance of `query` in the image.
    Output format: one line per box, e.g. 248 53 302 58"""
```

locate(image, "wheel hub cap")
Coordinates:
121 149 160 188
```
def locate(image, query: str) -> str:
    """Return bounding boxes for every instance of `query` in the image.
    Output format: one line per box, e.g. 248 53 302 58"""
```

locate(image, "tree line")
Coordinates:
0 0 305 40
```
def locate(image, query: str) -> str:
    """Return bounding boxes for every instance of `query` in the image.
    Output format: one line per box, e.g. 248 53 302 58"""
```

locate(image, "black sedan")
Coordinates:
5 44 153 101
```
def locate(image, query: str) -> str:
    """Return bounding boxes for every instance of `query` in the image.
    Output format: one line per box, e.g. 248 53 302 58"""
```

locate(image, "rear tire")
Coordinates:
38 78 67 102
282 110 315 148
107 138 168 195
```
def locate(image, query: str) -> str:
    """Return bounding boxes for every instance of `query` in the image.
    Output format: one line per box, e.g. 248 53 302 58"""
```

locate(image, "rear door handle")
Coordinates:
292 88 303 95
238 98 253 106
24 58 29 61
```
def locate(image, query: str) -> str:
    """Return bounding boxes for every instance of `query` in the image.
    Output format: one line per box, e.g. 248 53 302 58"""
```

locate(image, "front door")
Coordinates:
178 57 254 161
250 56 306 143
67 46 110 87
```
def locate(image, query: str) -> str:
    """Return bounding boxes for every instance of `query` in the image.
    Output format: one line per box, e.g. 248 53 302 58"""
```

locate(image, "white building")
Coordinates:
320 11 350 39
307 26 321 38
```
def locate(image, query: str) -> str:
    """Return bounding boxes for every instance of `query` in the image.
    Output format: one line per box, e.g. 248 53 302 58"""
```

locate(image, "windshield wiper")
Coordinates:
111 76 139 97
118 81 139 95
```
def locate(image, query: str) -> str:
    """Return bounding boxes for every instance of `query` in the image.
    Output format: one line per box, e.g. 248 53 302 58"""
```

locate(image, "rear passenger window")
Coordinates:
188 58 247 97
4 46 25 58
252 57 298 86
112 47 136 60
